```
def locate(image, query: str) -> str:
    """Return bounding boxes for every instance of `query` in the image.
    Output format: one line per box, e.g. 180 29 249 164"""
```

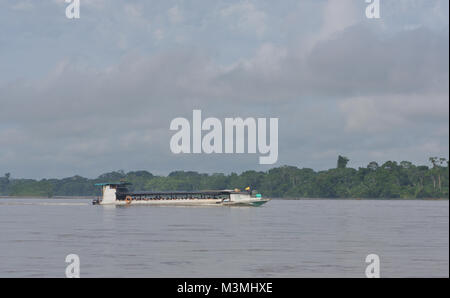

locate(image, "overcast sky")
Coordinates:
0 0 448 179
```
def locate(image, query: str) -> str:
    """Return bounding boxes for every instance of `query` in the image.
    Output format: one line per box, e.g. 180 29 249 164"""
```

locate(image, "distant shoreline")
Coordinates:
2 159 448 200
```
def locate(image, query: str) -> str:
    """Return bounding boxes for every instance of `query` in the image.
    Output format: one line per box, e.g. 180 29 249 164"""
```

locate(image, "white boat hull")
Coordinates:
99 198 270 207
93 184 270 207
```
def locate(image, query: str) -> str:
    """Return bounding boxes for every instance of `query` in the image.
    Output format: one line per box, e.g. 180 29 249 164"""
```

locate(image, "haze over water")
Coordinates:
0 199 448 277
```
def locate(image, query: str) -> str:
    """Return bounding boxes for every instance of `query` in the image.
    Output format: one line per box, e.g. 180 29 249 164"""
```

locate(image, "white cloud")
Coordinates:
52 0 105 8
154 28 164 40
339 94 449 133
124 3 142 18
234 43 288 77
301 0 362 51
123 3 151 31
168 5 184 24
11 1 34 11
0 0 448 177
220 1 267 37
321 0 360 37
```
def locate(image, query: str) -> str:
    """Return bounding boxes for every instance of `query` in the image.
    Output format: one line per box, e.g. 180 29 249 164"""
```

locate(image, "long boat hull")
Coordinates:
93 183 270 207
97 198 270 207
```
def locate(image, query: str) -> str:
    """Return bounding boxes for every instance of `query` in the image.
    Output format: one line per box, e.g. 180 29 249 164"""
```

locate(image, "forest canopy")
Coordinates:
0 157 448 199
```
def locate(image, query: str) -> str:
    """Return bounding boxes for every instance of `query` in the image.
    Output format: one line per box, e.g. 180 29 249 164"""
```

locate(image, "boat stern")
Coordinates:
227 191 270 206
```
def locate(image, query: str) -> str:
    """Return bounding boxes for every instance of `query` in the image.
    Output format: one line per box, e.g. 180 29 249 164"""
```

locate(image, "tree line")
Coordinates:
0 156 448 199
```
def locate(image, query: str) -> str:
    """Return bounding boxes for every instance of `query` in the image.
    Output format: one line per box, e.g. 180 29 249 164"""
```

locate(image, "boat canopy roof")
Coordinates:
94 182 132 186
95 183 252 195
125 190 235 196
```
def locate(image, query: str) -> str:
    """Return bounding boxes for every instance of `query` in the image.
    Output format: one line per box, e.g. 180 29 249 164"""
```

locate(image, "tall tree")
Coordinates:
337 155 349 169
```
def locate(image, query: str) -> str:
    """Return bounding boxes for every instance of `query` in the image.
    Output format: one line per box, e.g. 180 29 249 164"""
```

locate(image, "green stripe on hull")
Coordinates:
250 200 270 207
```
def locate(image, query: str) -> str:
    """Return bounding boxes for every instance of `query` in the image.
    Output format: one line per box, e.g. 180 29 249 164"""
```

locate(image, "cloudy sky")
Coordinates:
0 0 448 179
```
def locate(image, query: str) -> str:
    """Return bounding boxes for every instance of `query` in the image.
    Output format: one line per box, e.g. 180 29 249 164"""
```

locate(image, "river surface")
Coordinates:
0 198 448 277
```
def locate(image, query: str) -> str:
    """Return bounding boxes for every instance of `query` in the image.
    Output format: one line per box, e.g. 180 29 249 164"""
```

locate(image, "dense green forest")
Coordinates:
0 156 448 199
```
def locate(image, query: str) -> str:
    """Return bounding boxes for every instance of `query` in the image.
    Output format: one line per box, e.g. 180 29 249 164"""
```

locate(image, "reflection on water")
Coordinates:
0 198 448 277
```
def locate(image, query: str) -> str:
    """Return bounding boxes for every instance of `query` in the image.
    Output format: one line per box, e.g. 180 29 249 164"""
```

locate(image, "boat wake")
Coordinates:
0 202 90 206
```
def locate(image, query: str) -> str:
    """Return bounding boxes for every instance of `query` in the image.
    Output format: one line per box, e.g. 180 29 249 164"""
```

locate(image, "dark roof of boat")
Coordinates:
122 190 248 196
126 190 233 196
94 182 131 186
95 183 250 195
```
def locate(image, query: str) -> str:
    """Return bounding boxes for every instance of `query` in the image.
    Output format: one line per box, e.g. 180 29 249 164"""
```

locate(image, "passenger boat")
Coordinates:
92 183 270 207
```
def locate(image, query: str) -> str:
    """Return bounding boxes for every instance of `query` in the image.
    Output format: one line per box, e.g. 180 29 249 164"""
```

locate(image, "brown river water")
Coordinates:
0 198 448 277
